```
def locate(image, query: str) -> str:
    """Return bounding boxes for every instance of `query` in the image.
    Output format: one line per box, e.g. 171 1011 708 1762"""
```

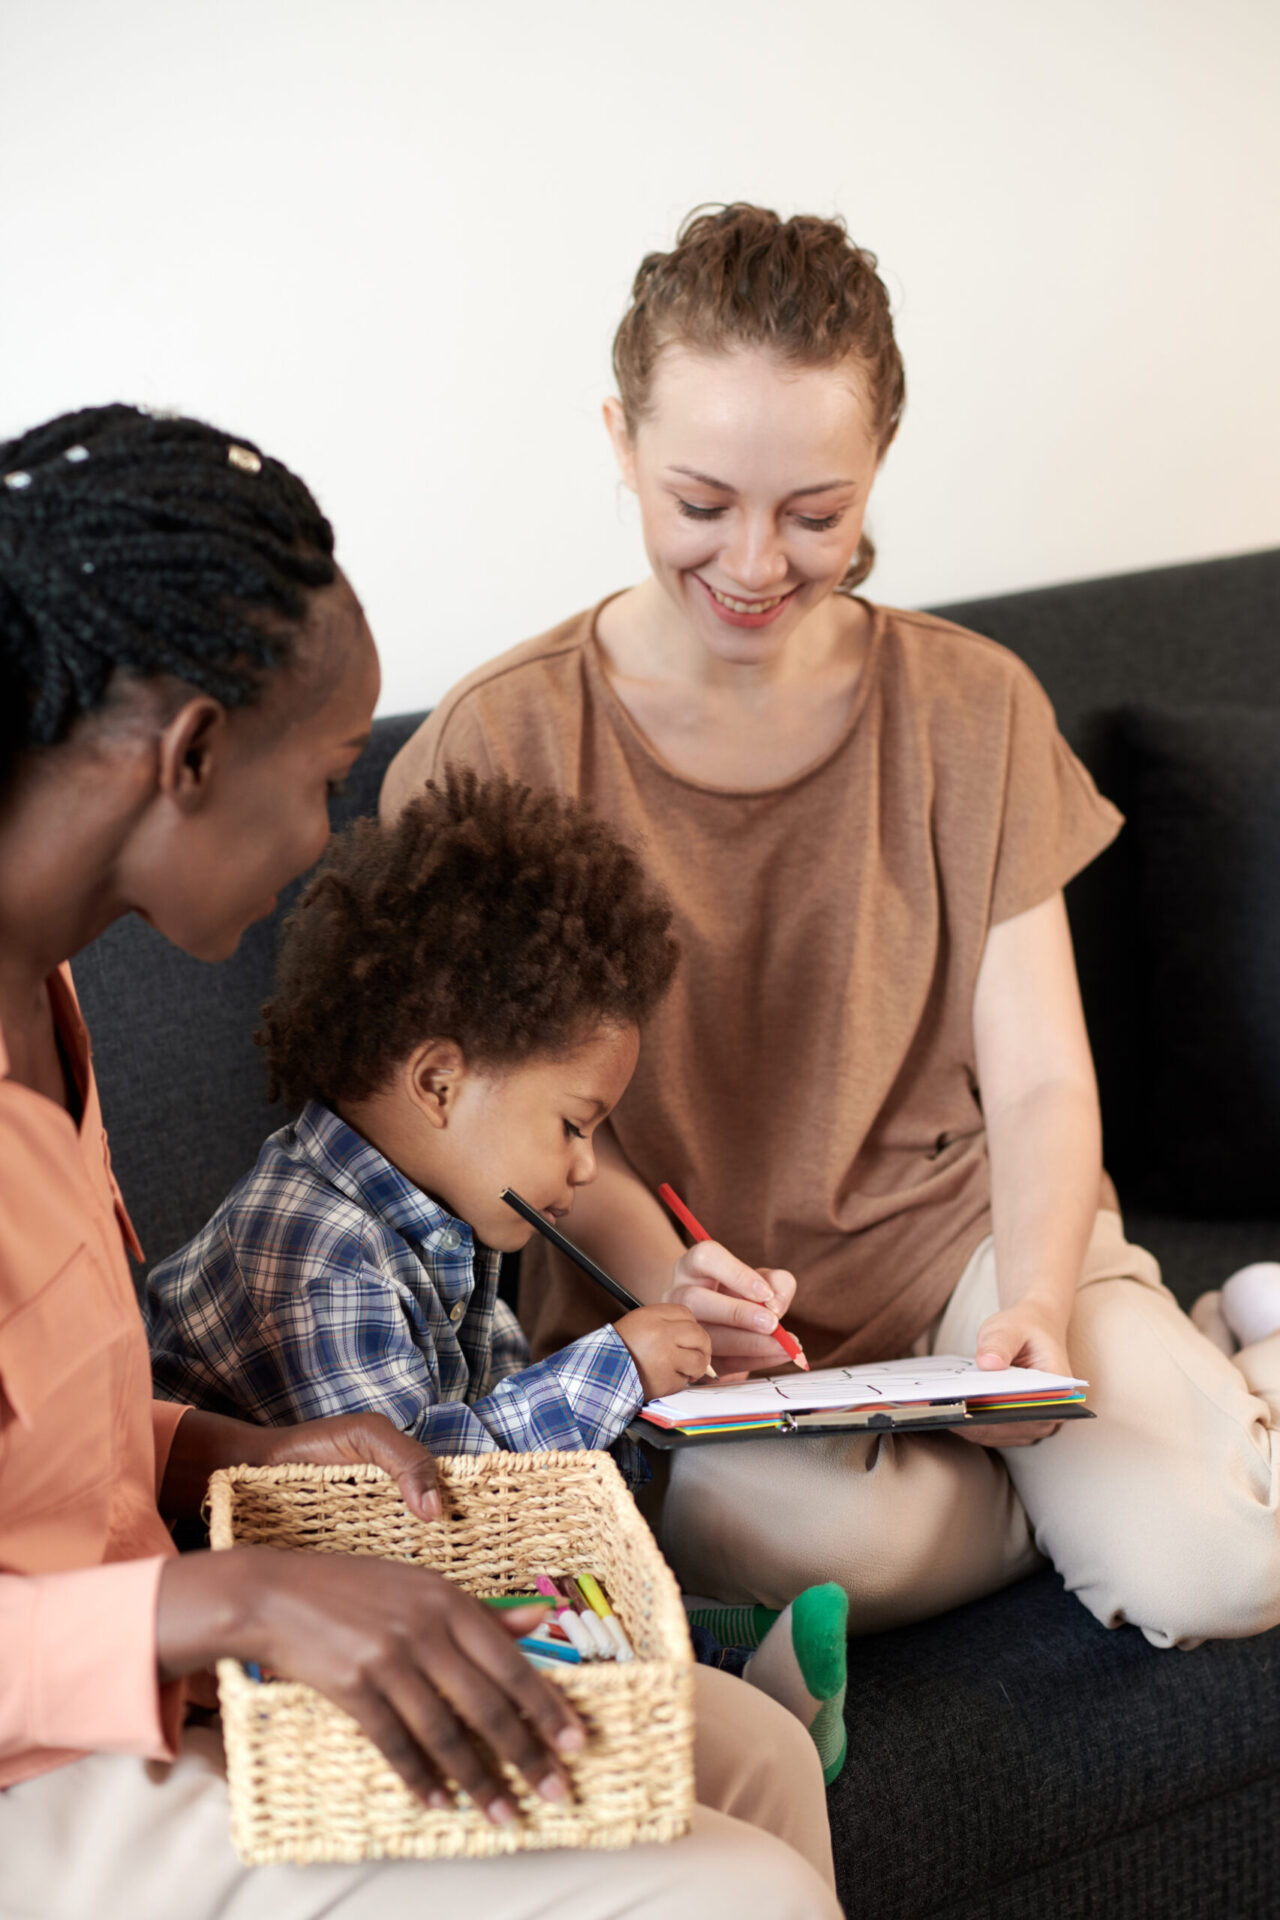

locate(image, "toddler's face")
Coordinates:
441 1021 640 1252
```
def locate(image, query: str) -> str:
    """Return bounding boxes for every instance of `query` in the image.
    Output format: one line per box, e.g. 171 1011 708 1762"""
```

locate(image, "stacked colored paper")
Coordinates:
640 1355 1087 1436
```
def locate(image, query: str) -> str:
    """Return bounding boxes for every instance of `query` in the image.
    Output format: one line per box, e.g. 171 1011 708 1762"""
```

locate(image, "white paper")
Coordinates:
643 1354 1087 1422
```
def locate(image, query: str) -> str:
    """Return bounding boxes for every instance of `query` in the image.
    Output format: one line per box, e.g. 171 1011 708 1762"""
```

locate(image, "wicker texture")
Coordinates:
208 1453 694 1864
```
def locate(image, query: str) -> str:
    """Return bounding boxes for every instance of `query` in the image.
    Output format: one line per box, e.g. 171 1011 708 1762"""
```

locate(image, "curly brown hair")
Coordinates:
258 765 680 1109
612 203 905 591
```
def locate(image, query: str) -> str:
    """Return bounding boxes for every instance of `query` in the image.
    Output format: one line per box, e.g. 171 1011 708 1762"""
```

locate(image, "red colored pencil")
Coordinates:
657 1182 809 1371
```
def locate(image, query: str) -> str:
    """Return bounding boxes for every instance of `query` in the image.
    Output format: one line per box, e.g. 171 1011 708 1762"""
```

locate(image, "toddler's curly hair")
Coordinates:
258 765 680 1109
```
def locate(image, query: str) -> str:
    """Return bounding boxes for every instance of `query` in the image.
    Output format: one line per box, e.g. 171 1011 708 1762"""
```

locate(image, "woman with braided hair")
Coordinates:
0 405 840 1920
385 201 1280 1655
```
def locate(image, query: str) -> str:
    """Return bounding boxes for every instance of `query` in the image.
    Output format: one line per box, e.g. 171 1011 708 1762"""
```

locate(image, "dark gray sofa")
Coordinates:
74 548 1280 1918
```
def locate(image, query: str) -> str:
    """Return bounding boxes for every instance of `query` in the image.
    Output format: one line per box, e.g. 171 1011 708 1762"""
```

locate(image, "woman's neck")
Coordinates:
0 751 136 1063
593 578 875 789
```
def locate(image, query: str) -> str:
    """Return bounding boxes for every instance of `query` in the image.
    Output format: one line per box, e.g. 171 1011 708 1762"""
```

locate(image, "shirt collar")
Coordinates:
292 1099 476 1258
0 965 85 1086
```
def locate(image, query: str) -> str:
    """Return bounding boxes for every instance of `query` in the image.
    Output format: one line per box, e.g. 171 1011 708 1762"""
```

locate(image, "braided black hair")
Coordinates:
0 403 337 787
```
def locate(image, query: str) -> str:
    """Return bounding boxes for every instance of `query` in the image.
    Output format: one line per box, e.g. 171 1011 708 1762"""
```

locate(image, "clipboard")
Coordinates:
627 1398 1094 1449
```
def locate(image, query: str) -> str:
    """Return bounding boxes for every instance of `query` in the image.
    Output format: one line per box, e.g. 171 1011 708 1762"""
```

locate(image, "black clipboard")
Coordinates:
628 1399 1094 1449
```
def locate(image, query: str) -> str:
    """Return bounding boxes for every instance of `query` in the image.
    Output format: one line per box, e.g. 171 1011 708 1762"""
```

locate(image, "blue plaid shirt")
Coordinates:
147 1101 645 1464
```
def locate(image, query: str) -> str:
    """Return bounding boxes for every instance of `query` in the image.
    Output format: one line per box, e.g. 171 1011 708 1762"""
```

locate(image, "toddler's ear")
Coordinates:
405 1038 466 1129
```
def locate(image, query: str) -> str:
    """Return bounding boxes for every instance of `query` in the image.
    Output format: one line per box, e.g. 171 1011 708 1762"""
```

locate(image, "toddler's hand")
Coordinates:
665 1242 801 1374
615 1303 713 1401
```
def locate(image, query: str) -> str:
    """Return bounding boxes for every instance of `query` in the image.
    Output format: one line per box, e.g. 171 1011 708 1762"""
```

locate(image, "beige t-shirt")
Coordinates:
388 598 1123 1366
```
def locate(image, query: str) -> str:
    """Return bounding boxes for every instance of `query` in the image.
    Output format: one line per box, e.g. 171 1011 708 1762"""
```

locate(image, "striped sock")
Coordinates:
684 1600 779 1649
743 1583 849 1786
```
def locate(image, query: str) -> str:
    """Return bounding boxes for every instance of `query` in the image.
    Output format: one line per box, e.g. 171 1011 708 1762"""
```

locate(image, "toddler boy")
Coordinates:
149 769 707 1454
149 768 849 1781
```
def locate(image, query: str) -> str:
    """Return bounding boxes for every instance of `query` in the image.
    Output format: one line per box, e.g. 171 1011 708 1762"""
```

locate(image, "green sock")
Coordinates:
743 1583 849 1786
684 1601 779 1649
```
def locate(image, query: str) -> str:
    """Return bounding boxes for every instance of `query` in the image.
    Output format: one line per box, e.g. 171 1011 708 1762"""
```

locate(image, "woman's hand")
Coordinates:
160 1408 442 1523
157 1548 584 1821
665 1241 800 1376
960 1298 1073 1447
256 1412 442 1522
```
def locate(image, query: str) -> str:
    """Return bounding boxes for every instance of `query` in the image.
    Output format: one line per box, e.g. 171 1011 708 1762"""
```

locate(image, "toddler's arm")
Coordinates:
150 1229 648 1456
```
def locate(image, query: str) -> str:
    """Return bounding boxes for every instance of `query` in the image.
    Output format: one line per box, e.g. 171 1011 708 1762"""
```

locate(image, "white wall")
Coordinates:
2 0 1277 717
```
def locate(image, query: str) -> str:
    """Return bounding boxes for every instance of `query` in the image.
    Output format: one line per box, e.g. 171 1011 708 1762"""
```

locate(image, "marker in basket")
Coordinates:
576 1574 635 1663
657 1182 809 1372
535 1576 598 1659
517 1634 581 1666
500 1186 717 1379
556 1578 614 1660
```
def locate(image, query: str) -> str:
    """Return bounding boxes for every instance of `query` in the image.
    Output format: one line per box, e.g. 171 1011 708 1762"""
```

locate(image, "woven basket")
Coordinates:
208 1453 694 1863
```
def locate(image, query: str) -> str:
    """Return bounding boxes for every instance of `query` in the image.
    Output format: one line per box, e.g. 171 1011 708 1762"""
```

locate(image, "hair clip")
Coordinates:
3 470 32 490
64 445 90 463
227 444 262 474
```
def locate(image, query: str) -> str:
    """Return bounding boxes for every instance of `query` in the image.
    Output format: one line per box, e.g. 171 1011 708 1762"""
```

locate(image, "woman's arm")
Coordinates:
967 889 1103 1444
158 1407 443 1522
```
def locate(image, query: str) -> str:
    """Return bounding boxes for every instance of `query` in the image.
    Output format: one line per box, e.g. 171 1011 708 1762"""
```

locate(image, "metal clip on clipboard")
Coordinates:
779 1401 970 1433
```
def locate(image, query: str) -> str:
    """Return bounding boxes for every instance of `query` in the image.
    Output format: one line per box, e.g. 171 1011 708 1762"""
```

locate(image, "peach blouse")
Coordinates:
0 967 186 1789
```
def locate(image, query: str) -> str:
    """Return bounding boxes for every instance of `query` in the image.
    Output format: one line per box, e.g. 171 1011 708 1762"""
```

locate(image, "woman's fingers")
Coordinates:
675 1281 779 1336
757 1266 798 1315
448 1604 587 1777
458 1600 587 1760
705 1323 784 1363
263 1413 442 1522
427 1647 574 1812
345 1595 586 1819
380 1664 527 1820
706 1347 780 1374
341 1676 462 1809
676 1241 776 1304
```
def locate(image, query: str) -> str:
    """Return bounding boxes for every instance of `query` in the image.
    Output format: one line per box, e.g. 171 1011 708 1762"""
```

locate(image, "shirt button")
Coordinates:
439 1227 462 1250
449 1301 465 1323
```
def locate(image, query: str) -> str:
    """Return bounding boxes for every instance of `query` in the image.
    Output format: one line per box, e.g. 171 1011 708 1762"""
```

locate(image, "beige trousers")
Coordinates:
0 1670 839 1920
660 1209 1280 1650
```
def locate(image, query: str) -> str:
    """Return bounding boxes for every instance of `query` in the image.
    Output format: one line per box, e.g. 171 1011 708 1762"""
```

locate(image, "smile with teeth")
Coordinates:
704 582 792 615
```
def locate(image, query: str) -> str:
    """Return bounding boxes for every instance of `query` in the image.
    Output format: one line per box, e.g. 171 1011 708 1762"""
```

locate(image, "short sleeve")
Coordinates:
989 667 1123 926
381 695 497 819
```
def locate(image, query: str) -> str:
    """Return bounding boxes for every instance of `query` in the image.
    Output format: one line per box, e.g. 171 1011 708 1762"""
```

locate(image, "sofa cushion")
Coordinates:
829 1567 1280 1920
1116 702 1280 1217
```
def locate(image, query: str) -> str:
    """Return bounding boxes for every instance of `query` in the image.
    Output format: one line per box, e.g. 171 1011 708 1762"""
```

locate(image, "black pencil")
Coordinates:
500 1187 643 1311
500 1187 718 1380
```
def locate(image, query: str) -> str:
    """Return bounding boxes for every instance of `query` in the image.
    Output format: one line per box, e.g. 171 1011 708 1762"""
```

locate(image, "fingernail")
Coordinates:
752 1312 777 1333
555 1725 586 1755
421 1494 441 1520
488 1797 517 1825
537 1772 568 1802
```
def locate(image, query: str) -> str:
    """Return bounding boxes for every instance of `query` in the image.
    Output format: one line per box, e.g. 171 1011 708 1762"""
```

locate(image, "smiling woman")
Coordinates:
381 204 1280 1664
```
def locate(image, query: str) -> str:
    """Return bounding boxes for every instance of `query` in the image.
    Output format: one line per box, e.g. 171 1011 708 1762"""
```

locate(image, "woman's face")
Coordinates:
607 345 882 665
120 572 381 962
